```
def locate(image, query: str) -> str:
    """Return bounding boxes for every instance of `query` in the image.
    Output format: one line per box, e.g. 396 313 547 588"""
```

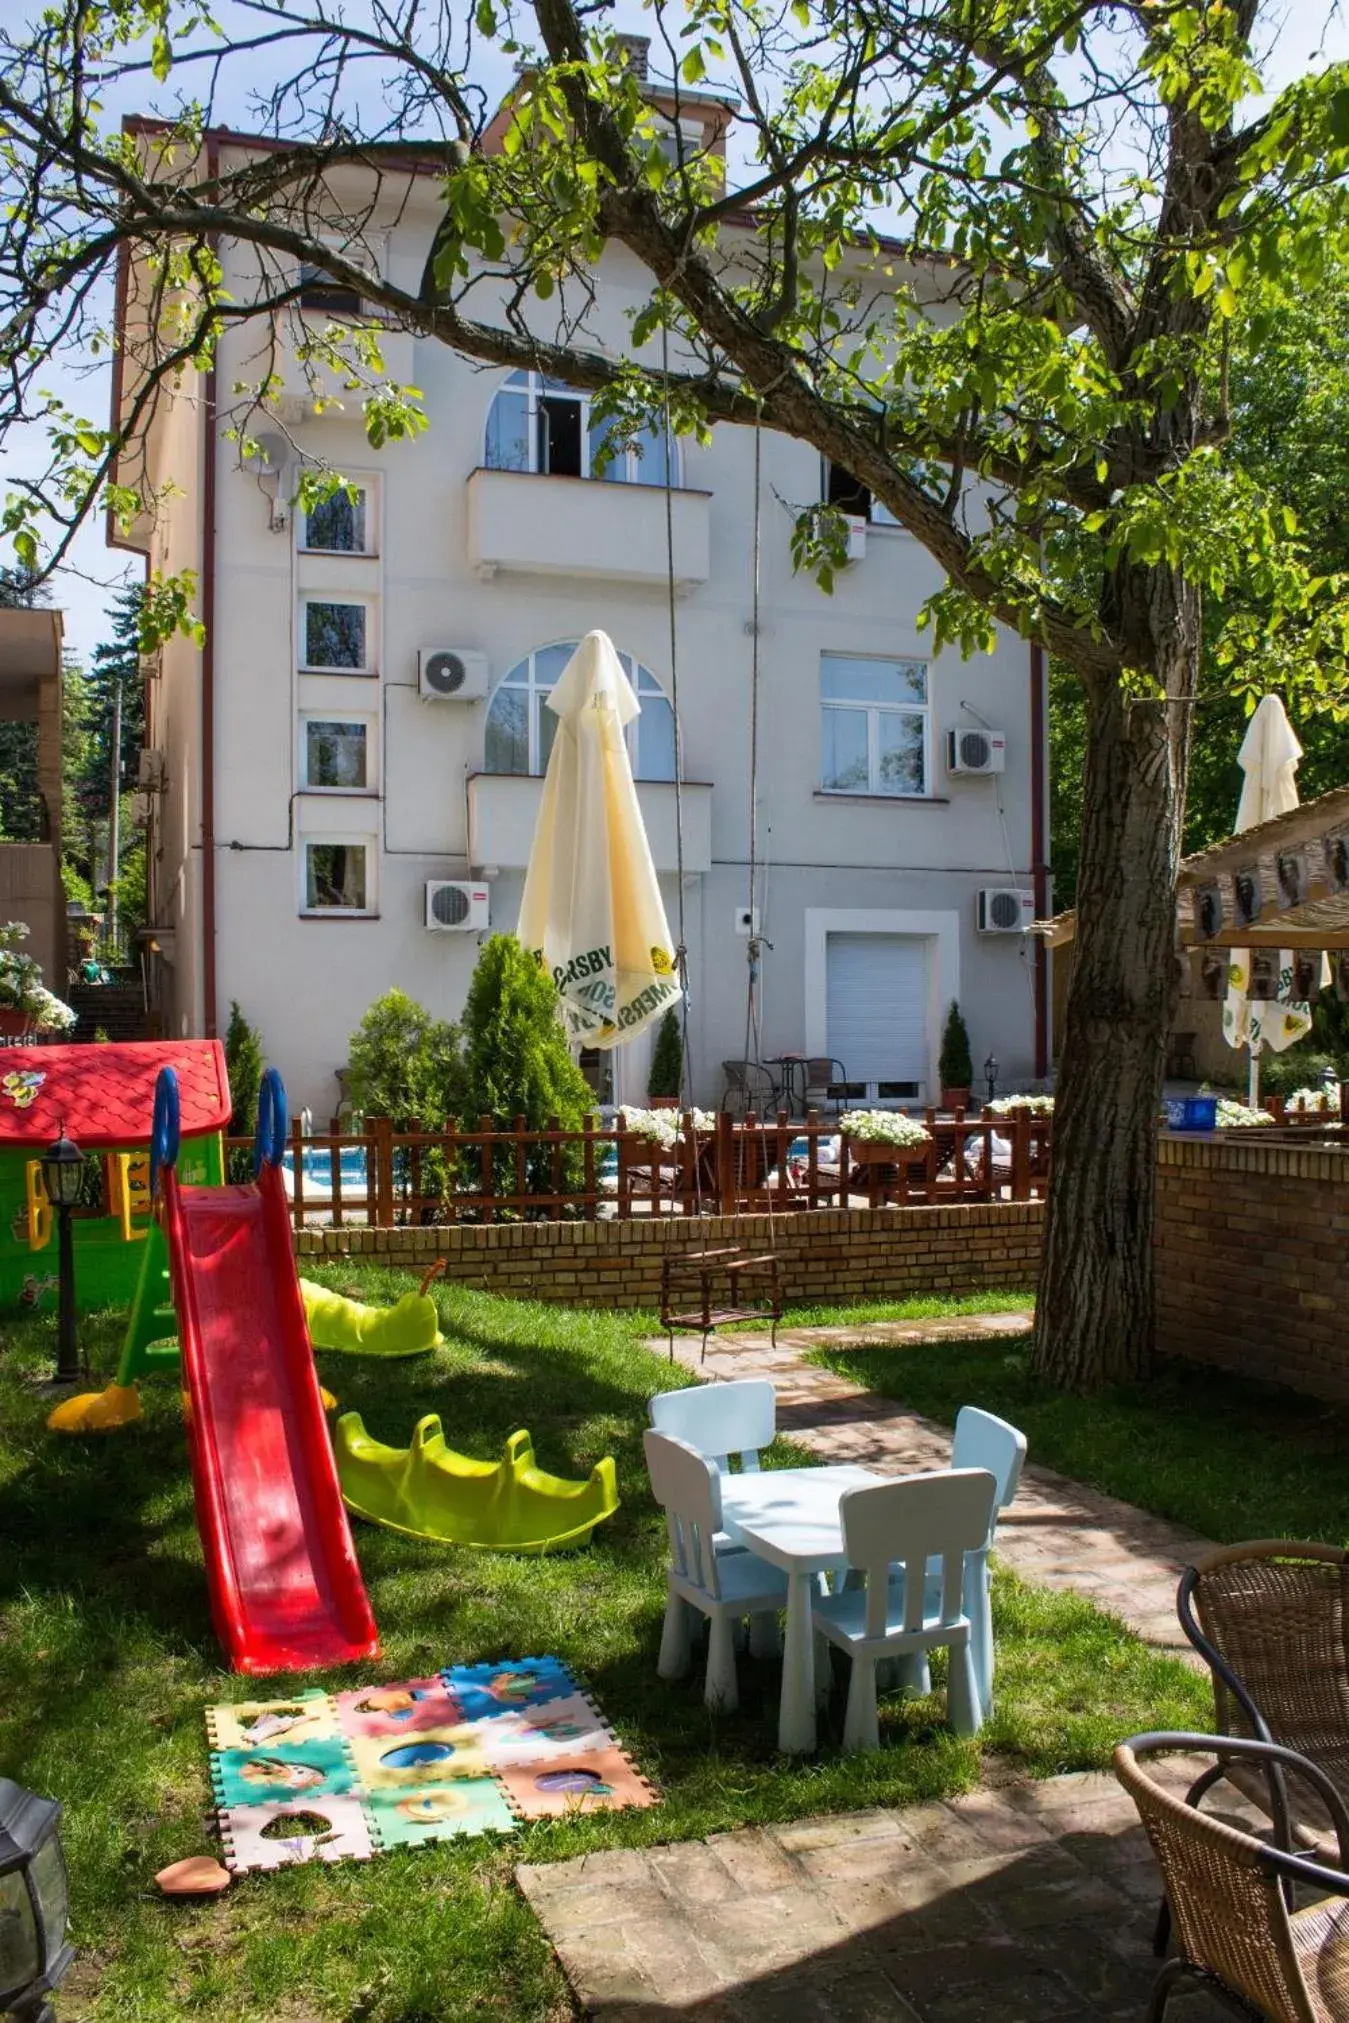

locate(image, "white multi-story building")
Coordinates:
111 88 1050 1121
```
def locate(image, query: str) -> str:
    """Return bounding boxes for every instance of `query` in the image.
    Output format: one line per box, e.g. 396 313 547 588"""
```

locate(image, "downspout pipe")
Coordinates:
1030 640 1050 1078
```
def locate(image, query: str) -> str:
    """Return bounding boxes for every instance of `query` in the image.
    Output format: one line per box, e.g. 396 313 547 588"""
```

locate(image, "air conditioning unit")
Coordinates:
843 515 867 561
947 727 1007 776
977 887 1035 934
425 879 490 932
137 748 167 790
129 791 153 829
418 647 489 703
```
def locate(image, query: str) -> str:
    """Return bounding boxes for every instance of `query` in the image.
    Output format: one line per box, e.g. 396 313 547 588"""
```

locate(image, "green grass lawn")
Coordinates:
812 1329 1349 1546
0 1273 1204 2022
743 1287 1034 1329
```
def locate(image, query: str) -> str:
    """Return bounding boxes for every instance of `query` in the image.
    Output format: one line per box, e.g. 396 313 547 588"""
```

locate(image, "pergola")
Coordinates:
1043 782 1349 975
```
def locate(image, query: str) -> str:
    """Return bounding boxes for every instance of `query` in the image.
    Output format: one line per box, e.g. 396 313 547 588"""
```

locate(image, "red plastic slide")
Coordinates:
161 1158 380 1674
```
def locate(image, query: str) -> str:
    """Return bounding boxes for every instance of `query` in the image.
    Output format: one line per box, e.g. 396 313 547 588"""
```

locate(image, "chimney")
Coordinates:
614 33 650 81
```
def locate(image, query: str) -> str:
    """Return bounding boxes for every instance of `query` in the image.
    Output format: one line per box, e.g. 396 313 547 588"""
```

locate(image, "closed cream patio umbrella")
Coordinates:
1222 694 1319 1104
517 630 681 1052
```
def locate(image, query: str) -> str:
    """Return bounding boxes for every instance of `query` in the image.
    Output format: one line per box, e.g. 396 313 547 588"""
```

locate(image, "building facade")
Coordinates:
113 122 1050 1122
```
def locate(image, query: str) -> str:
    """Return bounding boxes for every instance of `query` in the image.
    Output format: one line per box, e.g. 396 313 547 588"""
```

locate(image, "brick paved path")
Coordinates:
654 1316 1211 1660
518 1770 1230 2019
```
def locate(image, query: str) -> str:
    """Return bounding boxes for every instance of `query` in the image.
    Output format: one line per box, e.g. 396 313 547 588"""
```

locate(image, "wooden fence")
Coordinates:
228 1106 1054 1232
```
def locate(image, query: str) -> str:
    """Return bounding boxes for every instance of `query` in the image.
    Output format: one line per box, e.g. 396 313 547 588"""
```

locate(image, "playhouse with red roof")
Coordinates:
0 1039 230 1310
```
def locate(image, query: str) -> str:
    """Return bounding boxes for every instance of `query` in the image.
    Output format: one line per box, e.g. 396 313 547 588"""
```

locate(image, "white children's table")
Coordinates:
718 1463 886 1753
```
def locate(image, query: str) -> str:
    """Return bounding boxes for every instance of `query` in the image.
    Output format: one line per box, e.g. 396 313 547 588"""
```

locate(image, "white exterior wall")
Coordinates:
200 205 1045 1118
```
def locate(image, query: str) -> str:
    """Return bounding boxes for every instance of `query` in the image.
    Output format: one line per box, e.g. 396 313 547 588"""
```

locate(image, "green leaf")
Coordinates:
475 0 497 35
681 46 706 84
534 270 554 300
150 30 172 82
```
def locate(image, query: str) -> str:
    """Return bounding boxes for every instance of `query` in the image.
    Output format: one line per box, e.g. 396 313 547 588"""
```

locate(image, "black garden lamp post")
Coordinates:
0 1778 73 2022
984 1055 999 1105
40 1131 83 1385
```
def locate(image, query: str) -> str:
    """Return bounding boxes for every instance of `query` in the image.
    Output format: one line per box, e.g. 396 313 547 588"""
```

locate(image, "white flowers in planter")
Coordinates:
0 921 78 1032
1214 1098 1275 1129
617 1105 715 1151
1284 1085 1341 1115
838 1109 932 1150
987 1094 1055 1116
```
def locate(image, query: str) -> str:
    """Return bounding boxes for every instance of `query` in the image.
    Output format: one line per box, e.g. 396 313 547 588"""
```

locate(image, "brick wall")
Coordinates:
1155 1132 1349 1404
295 1202 1044 1310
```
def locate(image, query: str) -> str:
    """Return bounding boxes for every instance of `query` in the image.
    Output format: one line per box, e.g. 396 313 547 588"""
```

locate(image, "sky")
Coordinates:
5 0 1348 669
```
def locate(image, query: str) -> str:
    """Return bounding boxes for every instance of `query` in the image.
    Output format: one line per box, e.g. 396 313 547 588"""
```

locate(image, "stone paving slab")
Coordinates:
652 1325 1211 1660
517 1772 1232 2018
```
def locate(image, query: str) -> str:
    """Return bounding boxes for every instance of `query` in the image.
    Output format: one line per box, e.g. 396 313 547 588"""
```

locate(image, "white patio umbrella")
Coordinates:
1221 694 1317 1104
516 630 681 1052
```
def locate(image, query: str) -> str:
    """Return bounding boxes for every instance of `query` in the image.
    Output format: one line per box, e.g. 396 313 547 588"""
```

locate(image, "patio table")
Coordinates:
719 1463 886 1753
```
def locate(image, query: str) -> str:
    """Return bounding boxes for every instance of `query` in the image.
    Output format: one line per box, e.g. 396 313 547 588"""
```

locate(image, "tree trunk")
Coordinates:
1032 565 1198 1390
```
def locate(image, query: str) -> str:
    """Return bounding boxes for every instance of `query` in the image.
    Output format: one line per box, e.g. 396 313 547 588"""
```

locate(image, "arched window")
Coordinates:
484 371 678 487
484 643 677 780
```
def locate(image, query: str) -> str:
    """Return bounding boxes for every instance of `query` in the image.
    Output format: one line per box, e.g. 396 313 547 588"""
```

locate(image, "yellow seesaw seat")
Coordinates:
333 1414 619 1553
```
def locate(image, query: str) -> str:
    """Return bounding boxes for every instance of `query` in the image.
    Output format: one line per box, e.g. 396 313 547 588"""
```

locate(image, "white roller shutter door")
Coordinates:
826 933 928 1091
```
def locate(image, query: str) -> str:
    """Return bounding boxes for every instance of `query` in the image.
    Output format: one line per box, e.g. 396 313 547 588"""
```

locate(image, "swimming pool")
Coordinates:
282 1145 369 1193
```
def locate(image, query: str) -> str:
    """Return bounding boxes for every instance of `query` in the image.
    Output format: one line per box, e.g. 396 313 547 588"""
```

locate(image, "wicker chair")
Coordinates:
1179 1541 1349 1860
1115 1731 1349 2021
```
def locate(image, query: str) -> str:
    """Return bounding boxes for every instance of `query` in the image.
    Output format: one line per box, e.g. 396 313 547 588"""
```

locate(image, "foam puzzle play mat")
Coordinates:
206 1658 657 1873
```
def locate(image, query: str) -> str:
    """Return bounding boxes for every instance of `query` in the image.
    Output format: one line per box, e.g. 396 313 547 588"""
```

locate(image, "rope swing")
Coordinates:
656 316 782 1359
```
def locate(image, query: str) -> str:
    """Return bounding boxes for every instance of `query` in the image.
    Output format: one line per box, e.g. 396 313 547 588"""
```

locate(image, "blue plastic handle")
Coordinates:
150 1065 181 1198
253 1066 287 1175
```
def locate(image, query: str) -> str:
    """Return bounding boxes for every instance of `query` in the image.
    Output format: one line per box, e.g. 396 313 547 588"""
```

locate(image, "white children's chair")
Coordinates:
948 1405 1026 1715
813 1468 998 1752
649 1378 775 1472
643 1428 788 1711
888 1406 1027 1714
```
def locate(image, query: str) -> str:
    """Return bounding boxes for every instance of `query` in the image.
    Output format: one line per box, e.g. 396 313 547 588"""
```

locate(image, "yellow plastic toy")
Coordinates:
24 1161 52 1252
108 1152 152 1243
333 1415 619 1554
300 1264 444 1358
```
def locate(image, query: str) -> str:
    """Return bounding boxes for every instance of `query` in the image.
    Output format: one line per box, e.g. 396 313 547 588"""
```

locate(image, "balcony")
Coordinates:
465 468 711 588
468 773 713 874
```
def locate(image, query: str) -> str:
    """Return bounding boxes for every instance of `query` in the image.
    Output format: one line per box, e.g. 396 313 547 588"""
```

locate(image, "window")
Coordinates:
301 598 372 674
301 486 370 554
654 115 707 166
820 654 929 797
303 841 370 913
484 371 678 486
303 718 369 791
485 643 677 780
823 459 899 527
